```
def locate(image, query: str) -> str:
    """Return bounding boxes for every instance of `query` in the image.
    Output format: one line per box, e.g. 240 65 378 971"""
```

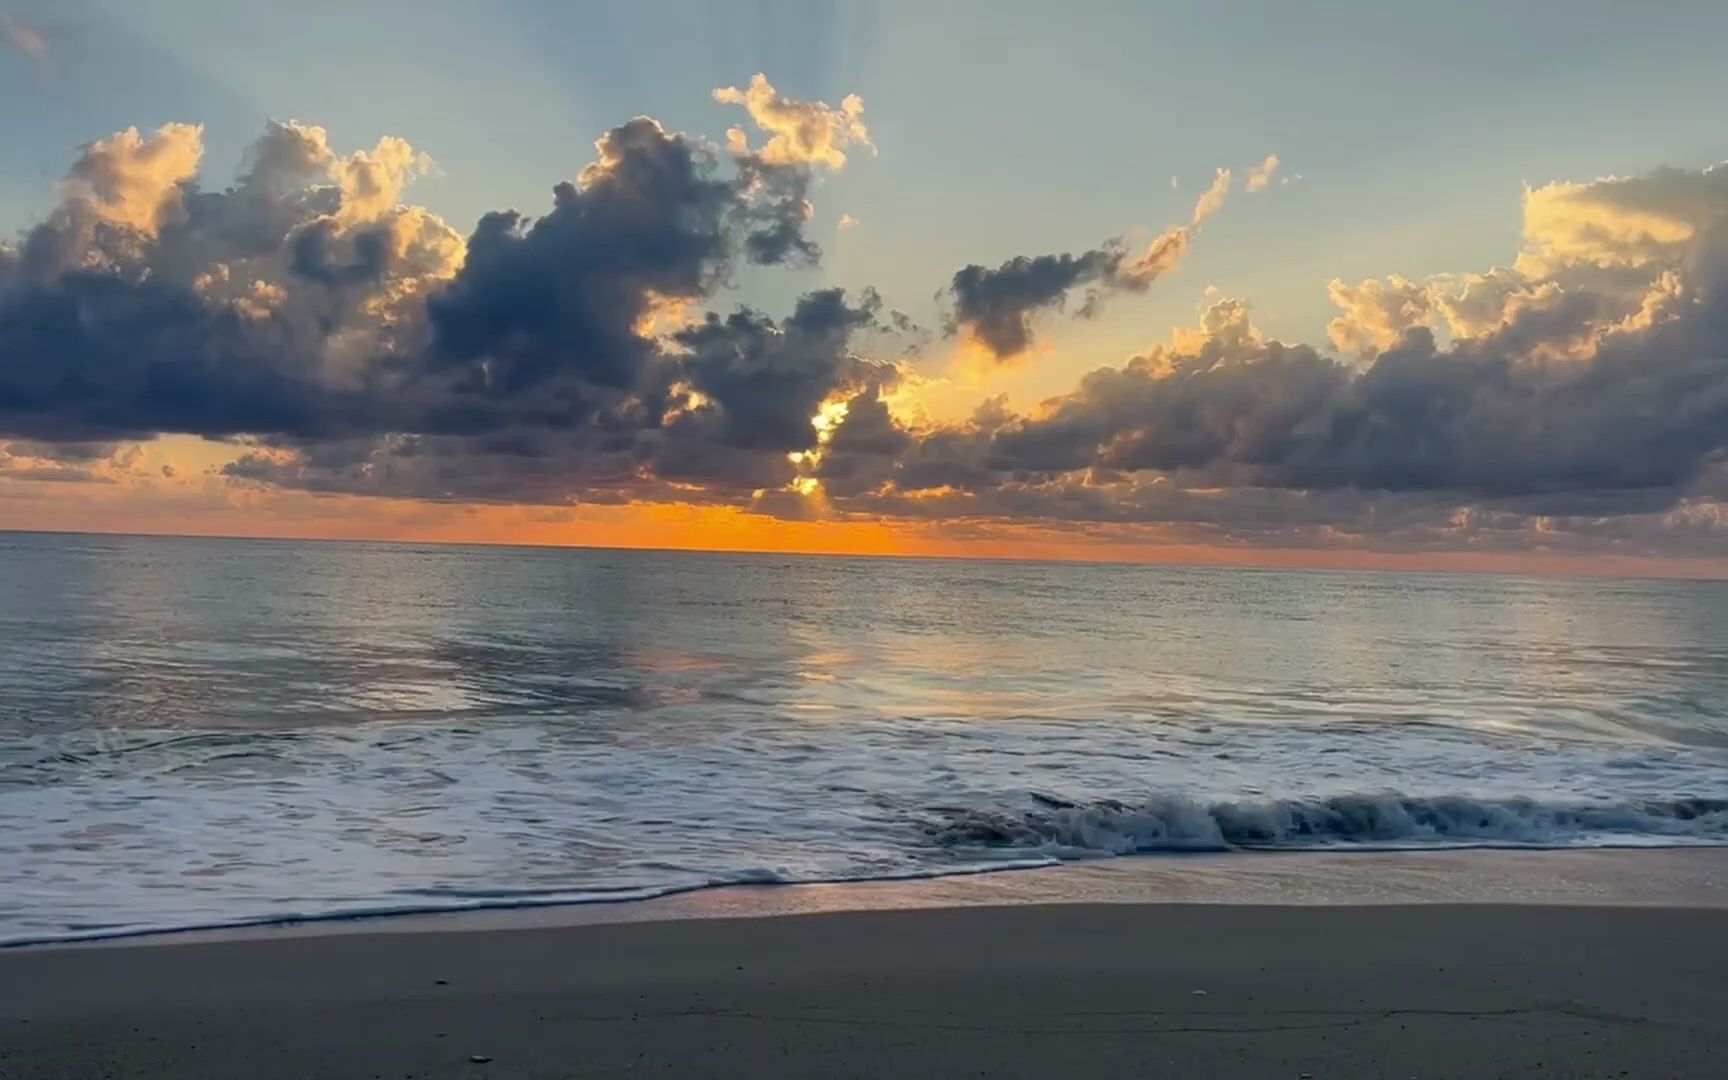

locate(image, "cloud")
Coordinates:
0 77 899 508
0 99 840 451
0 113 476 453
1326 274 1431 356
6 87 1728 560
1190 167 1232 223
942 165 1243 361
331 136 435 224
945 249 1123 359
1517 167 1725 275
221 283 899 507
959 278 1728 500
0 438 152 484
714 73 871 170
810 383 913 497
1 16 45 59
70 124 206 233
705 78 875 268
1323 167 1728 362
801 155 1728 557
1245 154 1280 192
863 238 1728 551
671 287 893 454
286 216 396 286
18 123 207 275
421 116 751 398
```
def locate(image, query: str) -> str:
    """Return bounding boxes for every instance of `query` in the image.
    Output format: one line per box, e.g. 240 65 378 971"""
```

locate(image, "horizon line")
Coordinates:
3 525 1725 585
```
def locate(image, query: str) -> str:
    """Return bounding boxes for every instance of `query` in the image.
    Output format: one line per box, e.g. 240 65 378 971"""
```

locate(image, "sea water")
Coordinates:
2 532 1726 944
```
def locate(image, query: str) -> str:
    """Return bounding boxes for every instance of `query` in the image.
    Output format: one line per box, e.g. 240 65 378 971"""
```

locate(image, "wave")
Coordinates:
0 860 1058 950
923 792 1728 856
11 791 1728 949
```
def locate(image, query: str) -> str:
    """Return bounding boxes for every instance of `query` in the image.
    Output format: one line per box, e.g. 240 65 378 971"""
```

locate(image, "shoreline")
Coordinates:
3 899 1725 1078
18 845 1728 953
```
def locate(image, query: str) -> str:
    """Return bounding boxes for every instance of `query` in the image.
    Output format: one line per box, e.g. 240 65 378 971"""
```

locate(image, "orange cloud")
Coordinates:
1245 153 1280 192
1 17 45 59
1190 166 1232 223
61 123 205 237
713 73 871 170
1326 274 1431 356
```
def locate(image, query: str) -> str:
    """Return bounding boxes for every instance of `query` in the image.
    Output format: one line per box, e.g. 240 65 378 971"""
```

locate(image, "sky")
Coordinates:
4 0 1728 575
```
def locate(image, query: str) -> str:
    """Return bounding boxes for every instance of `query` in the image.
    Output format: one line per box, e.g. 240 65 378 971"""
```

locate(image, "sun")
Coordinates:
787 397 851 468
811 397 850 438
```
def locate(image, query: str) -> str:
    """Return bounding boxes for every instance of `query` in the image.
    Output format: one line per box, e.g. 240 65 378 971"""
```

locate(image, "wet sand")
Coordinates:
3 901 1725 1078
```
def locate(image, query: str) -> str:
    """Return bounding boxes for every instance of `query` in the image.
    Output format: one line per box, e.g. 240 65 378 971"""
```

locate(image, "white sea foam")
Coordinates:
5 710 1728 945
926 793 1728 857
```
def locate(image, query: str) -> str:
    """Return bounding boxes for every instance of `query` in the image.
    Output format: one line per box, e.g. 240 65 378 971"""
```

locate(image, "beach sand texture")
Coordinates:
3 902 1724 1079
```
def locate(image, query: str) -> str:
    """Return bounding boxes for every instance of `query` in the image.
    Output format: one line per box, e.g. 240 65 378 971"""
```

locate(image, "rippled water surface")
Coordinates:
3 532 1727 943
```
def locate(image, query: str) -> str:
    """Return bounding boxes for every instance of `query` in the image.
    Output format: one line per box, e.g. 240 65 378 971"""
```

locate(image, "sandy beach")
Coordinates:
3 898 1725 1079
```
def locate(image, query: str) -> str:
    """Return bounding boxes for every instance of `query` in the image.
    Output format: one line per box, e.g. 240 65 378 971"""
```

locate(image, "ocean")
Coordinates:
2 531 1726 945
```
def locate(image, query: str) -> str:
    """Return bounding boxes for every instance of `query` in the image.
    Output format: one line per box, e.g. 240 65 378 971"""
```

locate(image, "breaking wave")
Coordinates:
924 793 1728 856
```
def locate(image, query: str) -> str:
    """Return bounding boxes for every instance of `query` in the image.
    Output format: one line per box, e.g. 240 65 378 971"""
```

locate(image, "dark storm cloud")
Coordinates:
226 283 894 503
945 249 1122 359
221 429 654 506
844 476 1728 558
0 271 344 442
732 157 821 267
811 384 912 497
943 226 1203 361
424 118 758 395
674 287 889 452
0 119 466 444
958 315 1728 502
942 169 1232 360
1 101 852 470
286 217 393 286
772 248 1728 557
857 273 1728 556
172 125 346 265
